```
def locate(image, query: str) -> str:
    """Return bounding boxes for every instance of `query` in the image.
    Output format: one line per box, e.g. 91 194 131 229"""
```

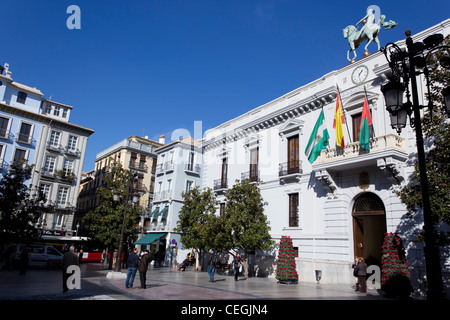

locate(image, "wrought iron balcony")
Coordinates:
279 160 302 177
214 178 228 190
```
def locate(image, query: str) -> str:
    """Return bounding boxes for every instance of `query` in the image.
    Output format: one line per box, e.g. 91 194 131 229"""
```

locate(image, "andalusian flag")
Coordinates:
305 110 330 164
333 91 346 148
359 94 373 152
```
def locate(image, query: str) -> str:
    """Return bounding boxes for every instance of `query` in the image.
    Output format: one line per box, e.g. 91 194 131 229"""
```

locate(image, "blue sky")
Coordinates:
1 0 449 171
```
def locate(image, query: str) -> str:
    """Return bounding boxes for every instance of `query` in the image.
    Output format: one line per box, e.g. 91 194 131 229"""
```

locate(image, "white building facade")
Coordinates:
199 19 450 292
144 137 203 266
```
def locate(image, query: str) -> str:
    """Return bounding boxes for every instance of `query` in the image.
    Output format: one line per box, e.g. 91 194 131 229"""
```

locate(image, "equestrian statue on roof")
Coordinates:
343 6 398 63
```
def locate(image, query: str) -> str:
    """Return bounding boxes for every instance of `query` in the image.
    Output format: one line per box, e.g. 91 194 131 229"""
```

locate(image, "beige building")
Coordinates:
75 135 164 236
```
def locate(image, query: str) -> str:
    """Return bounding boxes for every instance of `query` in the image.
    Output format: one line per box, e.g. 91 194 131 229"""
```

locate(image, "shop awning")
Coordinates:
149 207 159 216
134 232 166 245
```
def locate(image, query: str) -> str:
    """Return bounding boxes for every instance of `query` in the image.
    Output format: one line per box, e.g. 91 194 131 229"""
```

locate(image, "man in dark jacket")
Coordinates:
138 249 152 289
207 249 217 282
125 248 139 288
62 246 79 293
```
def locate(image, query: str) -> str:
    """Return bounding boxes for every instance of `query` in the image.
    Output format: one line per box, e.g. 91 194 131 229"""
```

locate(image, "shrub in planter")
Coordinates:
381 232 413 298
275 236 298 284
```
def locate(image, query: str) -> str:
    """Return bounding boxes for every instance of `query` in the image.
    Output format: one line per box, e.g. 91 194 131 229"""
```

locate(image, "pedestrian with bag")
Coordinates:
125 248 139 288
138 249 152 289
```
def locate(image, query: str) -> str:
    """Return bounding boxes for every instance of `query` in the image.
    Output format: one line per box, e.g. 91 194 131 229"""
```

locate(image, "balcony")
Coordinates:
153 190 172 202
0 129 14 141
279 160 302 183
165 161 174 172
214 178 228 191
47 142 63 153
185 163 201 175
312 134 408 194
129 161 148 172
64 146 81 157
314 134 407 170
241 170 260 183
16 133 36 146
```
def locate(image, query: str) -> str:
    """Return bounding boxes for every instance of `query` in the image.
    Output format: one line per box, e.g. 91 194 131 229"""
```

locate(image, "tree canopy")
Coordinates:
0 161 48 244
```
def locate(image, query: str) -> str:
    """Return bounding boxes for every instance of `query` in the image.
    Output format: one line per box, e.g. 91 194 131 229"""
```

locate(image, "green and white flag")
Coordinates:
305 110 330 164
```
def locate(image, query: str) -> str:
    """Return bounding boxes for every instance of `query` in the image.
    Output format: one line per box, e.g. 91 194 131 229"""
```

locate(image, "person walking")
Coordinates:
138 249 152 289
233 253 241 281
18 247 30 275
62 246 79 293
207 249 217 282
125 248 139 289
355 257 367 293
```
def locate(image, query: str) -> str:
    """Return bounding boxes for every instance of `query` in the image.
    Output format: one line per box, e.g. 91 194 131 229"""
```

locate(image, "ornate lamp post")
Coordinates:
381 30 449 299
113 172 140 272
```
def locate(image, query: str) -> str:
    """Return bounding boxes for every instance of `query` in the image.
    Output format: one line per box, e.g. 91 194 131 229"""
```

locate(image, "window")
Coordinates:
44 155 56 173
130 152 137 167
220 203 225 217
44 104 52 114
13 148 27 166
62 108 68 118
53 106 61 116
287 135 299 174
221 157 228 186
17 91 27 104
57 187 69 206
0 117 10 138
139 155 146 169
17 122 32 143
49 131 61 147
67 135 78 151
54 214 64 226
63 159 74 175
288 193 299 227
185 180 193 193
352 112 373 142
187 151 195 171
249 147 259 182
40 184 51 203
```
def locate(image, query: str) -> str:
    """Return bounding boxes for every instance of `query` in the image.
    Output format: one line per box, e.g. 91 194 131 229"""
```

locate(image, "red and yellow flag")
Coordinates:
333 91 345 148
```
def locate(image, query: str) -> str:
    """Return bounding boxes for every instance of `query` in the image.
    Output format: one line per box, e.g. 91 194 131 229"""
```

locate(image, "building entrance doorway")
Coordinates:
352 193 386 266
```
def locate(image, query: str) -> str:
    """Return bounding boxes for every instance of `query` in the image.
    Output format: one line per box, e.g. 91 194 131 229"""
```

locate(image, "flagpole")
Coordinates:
364 86 375 137
336 84 352 143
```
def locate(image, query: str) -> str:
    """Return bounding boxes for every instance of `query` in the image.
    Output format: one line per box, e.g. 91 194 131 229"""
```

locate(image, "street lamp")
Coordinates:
381 30 449 300
113 172 140 272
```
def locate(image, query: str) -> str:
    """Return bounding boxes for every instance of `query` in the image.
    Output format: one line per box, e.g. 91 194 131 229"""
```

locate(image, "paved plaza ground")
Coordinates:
0 263 443 318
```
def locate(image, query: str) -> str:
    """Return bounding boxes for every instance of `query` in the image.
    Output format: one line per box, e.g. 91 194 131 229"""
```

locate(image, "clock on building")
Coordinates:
351 65 369 84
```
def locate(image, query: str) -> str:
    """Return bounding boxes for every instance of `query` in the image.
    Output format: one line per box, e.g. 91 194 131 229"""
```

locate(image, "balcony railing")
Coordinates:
153 190 172 202
64 146 81 157
129 161 148 172
16 133 36 146
279 160 302 177
314 134 406 165
47 142 63 153
185 163 201 174
214 178 228 190
0 129 13 141
241 170 260 182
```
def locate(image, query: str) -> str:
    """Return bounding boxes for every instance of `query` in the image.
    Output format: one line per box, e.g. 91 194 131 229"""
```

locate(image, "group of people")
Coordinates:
125 248 152 289
207 249 242 282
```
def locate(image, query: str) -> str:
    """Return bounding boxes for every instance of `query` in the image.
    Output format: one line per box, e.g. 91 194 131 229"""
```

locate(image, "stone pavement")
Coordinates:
0 263 385 300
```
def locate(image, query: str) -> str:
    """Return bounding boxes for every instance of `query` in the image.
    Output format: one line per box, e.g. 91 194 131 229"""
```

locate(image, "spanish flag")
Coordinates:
333 91 345 148
359 93 373 152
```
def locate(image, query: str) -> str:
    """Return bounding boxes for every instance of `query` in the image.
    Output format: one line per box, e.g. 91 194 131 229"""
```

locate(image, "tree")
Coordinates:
398 35 450 243
174 186 218 264
0 161 48 244
83 162 142 269
222 179 275 278
275 236 298 283
381 233 413 298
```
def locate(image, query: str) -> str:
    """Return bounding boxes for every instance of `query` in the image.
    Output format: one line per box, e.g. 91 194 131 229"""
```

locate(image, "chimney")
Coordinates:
159 135 165 145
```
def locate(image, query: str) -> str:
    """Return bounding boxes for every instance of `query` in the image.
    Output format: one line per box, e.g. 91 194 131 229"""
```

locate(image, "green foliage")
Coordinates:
0 161 48 244
174 186 218 251
82 162 142 250
275 236 298 283
397 35 450 243
381 233 413 298
176 179 274 277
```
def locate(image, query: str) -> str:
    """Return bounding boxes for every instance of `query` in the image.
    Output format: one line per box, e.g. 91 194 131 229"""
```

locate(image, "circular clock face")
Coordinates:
351 65 369 84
